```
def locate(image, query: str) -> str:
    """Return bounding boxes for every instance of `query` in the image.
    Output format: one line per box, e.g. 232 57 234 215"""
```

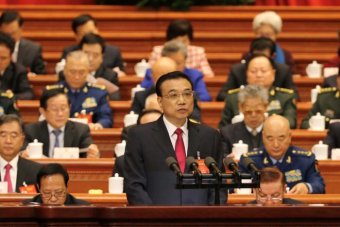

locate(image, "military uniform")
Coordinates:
218 87 296 129
46 82 112 128
0 91 19 116
239 146 325 194
301 87 340 129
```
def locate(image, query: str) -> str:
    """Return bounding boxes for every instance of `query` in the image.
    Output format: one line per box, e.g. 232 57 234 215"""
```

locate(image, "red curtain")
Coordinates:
256 0 340 5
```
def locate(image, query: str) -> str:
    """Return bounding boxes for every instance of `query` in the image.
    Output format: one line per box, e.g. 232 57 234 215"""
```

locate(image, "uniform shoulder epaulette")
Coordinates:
0 90 13 99
275 87 294 94
89 83 106 90
227 88 240 94
244 150 262 157
319 87 337 94
46 84 64 90
189 118 200 124
291 149 312 157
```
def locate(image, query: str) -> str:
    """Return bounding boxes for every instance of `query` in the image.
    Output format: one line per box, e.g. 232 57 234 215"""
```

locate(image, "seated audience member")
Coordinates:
250 167 303 205
323 122 340 157
148 19 214 77
217 37 297 101
24 163 90 205
0 114 41 192
60 33 120 100
116 108 163 179
52 50 112 130
141 40 211 101
242 11 295 73
0 31 34 100
124 71 226 205
220 85 267 155
132 57 201 121
301 73 340 129
60 14 125 75
23 89 99 158
0 90 19 116
0 10 46 75
219 54 296 129
240 115 325 194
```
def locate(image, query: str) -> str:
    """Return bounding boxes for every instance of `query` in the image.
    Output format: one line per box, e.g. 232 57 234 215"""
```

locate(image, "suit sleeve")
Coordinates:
112 47 125 71
140 69 153 89
79 125 93 149
305 157 325 193
218 95 234 128
15 69 34 100
282 94 297 129
323 123 339 151
124 127 153 205
94 93 113 128
31 45 46 74
130 92 145 114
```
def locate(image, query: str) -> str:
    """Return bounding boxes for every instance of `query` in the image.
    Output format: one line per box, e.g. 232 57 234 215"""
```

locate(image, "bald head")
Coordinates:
151 57 177 83
262 115 291 160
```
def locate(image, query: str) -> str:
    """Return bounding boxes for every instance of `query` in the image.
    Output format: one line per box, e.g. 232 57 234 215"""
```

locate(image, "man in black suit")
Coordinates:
124 71 225 205
324 122 340 156
0 114 41 193
0 31 34 100
23 88 99 158
0 10 46 75
216 37 297 101
60 14 125 75
220 85 267 155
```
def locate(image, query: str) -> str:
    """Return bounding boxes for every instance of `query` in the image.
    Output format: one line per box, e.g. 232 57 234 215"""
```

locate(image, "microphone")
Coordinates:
223 157 239 173
241 156 260 173
204 156 221 175
186 156 202 176
165 156 183 177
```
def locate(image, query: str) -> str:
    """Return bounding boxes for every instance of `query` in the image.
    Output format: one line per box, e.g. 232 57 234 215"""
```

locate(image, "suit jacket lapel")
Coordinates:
17 40 25 64
16 157 25 192
187 121 200 158
40 121 50 157
64 121 73 147
152 117 175 158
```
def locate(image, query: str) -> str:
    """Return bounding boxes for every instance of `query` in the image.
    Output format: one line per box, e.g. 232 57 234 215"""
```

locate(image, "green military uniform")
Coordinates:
218 86 296 129
301 87 340 129
0 90 19 116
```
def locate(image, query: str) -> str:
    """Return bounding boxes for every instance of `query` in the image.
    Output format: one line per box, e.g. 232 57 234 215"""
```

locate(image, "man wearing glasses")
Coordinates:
251 167 302 205
24 163 89 205
124 71 225 205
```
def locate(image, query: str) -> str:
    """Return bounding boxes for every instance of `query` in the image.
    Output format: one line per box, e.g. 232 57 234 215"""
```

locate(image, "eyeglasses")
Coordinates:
163 90 194 101
41 189 66 200
256 189 283 203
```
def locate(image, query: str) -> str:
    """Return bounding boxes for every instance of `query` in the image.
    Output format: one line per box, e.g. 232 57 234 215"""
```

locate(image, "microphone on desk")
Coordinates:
223 157 239 174
204 156 222 175
186 156 202 177
166 156 183 177
241 156 260 174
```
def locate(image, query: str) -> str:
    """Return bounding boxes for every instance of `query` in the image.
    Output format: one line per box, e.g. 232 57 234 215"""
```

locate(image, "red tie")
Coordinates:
175 128 186 172
4 164 13 193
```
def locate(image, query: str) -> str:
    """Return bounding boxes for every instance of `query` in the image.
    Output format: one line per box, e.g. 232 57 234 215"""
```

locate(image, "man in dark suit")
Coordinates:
23 88 99 158
323 122 340 156
217 37 297 101
60 14 125 75
0 114 41 193
220 85 268 155
0 10 46 74
124 71 225 205
0 31 34 100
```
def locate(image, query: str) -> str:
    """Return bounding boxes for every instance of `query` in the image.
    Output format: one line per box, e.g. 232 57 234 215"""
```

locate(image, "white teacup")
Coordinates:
27 139 43 158
232 140 248 160
310 85 321 104
236 179 252 194
232 113 244 124
134 59 149 78
108 173 124 194
312 141 328 160
123 111 138 127
115 140 126 157
306 60 322 78
331 149 340 160
0 182 8 193
309 113 325 131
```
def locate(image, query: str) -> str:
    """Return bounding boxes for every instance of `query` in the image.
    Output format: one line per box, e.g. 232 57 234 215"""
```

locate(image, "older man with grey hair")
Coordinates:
220 85 269 155
140 40 211 102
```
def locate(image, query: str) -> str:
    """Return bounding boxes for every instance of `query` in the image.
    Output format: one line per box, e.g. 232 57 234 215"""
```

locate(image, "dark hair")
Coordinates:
0 10 23 27
0 114 24 133
155 71 193 96
260 167 285 186
137 109 162 125
250 37 276 56
166 19 193 41
245 53 276 71
37 163 69 189
0 31 15 53
71 14 96 33
80 33 105 53
40 88 69 109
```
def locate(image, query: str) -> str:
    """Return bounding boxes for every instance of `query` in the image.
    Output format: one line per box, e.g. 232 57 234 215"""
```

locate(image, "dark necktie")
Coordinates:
4 164 13 193
174 128 186 172
52 129 62 157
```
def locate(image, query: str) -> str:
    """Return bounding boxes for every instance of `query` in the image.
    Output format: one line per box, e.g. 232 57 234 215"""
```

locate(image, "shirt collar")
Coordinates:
0 154 19 171
47 123 66 134
245 123 263 134
163 115 188 137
